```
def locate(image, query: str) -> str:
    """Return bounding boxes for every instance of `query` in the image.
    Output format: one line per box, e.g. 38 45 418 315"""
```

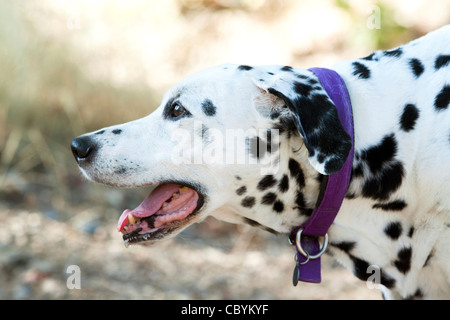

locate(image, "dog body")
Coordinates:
72 26 450 299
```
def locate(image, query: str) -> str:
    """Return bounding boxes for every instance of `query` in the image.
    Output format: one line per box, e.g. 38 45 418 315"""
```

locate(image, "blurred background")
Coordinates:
0 0 448 299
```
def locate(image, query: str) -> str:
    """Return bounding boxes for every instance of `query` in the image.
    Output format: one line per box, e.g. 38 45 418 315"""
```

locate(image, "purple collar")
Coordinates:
290 67 354 285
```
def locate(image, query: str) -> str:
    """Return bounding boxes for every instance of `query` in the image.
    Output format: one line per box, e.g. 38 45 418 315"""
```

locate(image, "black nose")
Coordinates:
71 136 96 163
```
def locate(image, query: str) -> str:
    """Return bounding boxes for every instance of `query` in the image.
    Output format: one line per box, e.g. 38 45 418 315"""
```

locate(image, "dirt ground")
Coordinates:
0 178 380 300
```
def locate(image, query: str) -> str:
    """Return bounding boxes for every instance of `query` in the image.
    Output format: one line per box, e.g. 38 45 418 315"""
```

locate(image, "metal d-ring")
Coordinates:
294 252 310 265
295 228 329 260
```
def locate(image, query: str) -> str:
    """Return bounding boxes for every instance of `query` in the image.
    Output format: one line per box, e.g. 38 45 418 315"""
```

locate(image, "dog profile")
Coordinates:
72 26 450 299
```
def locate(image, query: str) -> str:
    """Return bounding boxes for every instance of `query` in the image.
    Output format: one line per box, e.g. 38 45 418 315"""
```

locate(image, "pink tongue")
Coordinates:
117 184 181 230
130 184 181 217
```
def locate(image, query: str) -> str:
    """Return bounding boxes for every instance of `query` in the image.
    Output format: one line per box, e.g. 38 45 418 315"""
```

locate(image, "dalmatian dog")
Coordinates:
71 25 450 299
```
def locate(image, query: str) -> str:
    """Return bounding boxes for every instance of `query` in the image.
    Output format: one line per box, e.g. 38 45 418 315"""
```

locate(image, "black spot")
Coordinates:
384 47 403 58
261 192 277 205
408 58 424 78
241 196 256 208
325 158 344 174
267 72 274 75
293 82 313 97
235 175 242 180
351 163 364 179
201 99 217 116
96 130 105 135
200 123 209 138
350 255 396 289
349 255 371 282
434 55 450 70
434 85 450 111
362 162 404 200
272 200 284 213
294 190 306 207
394 247 412 274
331 241 356 253
317 154 326 164
362 52 376 61
345 192 356 199
384 222 402 240
316 173 325 183
264 129 273 154
405 288 424 300
112 129 122 135
270 110 281 119
373 200 407 211
296 74 308 80
238 65 253 71
281 66 293 72
243 217 260 227
278 174 289 193
243 217 278 235
352 62 371 79
380 271 396 289
273 116 298 136
248 136 268 159
360 134 398 174
265 227 279 235
358 134 405 200
288 158 305 187
236 186 247 196
257 175 277 191
400 104 420 132
294 191 312 216
408 226 414 238
114 166 127 174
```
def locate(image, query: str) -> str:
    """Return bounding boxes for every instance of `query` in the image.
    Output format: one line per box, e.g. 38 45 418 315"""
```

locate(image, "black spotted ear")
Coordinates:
252 69 352 175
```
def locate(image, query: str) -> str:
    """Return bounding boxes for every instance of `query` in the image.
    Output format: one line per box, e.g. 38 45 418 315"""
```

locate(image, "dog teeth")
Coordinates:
162 202 168 207
179 186 189 192
126 213 141 227
128 213 136 225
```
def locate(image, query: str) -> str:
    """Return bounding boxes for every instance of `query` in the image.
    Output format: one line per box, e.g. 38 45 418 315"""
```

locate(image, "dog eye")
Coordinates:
170 103 186 118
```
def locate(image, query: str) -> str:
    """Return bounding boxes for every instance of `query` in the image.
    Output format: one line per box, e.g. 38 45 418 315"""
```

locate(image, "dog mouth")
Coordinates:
117 183 204 246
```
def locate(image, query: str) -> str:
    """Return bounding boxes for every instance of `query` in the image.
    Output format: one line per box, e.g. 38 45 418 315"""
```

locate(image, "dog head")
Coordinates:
71 64 351 246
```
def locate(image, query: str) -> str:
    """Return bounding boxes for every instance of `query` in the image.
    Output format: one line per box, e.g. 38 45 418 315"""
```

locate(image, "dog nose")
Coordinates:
71 136 96 163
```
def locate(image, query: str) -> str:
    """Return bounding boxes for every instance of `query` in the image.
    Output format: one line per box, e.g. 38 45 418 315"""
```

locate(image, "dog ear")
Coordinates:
251 70 352 175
